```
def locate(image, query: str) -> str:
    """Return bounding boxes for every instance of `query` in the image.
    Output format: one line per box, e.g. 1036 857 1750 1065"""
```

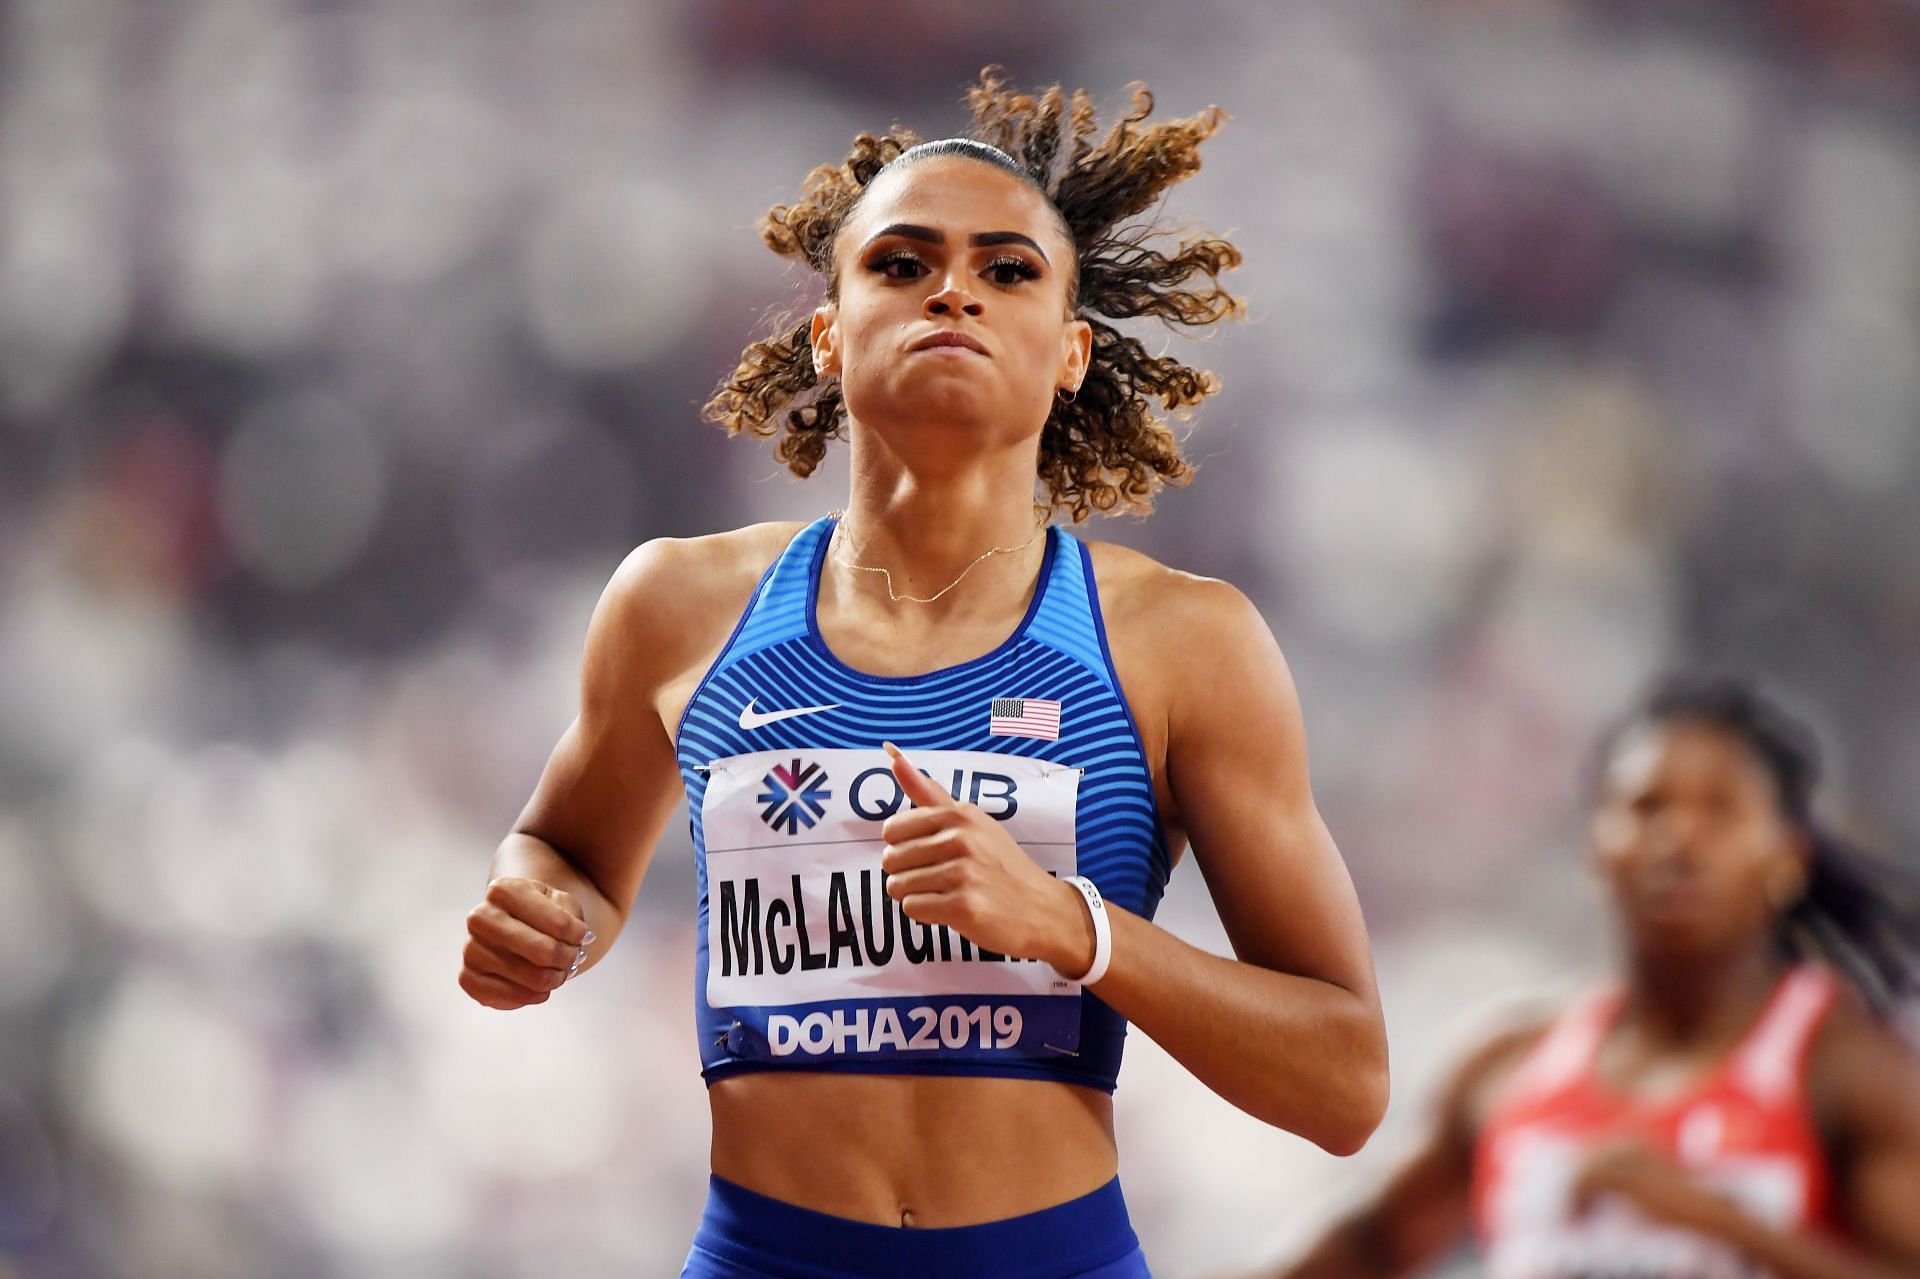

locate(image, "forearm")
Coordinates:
1269 1219 1402 1279
1065 894 1387 1153
491 831 624 974
1712 1203 1919 1279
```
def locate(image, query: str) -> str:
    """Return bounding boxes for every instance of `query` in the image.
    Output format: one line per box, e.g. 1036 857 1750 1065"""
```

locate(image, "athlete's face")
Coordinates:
1590 720 1807 960
811 156 1090 452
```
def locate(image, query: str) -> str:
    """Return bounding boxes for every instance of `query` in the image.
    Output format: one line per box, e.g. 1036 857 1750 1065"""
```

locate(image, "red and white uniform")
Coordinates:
1473 965 1845 1279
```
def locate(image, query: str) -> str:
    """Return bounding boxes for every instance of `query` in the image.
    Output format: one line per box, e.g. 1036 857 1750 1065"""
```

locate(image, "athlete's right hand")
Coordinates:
459 876 596 1010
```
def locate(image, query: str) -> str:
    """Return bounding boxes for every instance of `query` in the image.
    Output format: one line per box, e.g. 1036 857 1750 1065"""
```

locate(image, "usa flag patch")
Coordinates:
990 697 1062 741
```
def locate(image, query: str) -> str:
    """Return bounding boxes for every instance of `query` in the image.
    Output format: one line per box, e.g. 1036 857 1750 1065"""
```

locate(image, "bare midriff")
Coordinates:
708 1071 1118 1227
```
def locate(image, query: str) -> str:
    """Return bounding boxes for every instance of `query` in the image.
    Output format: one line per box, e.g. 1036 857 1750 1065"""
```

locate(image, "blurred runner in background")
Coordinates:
1240 672 1920 1279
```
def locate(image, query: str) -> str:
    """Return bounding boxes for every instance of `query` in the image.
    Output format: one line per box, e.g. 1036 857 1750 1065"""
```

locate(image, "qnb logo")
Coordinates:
758 758 832 835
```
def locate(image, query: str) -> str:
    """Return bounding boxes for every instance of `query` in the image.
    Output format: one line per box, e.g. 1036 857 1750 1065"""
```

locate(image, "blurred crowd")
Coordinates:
2 1 1917 1275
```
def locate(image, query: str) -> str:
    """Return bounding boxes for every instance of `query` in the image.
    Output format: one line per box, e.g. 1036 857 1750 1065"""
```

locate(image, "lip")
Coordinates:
1635 880 1713 919
909 330 989 356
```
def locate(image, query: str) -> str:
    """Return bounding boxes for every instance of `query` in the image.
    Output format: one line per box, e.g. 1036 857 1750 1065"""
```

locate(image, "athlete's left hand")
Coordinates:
1571 1140 1745 1238
878 743 1097 977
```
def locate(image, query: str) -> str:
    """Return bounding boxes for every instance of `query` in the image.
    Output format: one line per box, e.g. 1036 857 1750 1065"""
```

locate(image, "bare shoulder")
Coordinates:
1084 539 1256 618
604 522 802 628
1082 538 1269 663
1409 1008 1555 1156
1080 540 1274 797
1446 1013 1555 1127
589 521 805 707
1809 988 1920 1139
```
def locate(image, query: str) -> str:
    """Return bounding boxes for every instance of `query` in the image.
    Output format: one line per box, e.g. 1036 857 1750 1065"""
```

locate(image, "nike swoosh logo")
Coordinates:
738 698 842 730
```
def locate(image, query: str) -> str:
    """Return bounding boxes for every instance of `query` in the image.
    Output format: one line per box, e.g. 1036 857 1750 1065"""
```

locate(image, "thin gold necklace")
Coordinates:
827 507 1049 605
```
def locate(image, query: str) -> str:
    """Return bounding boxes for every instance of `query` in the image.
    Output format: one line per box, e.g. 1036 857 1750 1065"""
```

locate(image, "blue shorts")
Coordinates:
680 1173 1152 1278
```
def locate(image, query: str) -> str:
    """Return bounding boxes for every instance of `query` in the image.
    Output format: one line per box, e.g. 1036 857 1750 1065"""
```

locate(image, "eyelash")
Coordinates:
868 249 1042 287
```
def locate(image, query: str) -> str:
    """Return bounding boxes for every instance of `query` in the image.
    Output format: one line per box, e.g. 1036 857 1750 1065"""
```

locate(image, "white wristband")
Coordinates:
1057 875 1112 987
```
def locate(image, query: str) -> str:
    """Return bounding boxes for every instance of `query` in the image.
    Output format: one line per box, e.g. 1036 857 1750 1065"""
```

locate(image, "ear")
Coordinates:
1766 828 1812 912
1057 317 1092 396
810 303 840 378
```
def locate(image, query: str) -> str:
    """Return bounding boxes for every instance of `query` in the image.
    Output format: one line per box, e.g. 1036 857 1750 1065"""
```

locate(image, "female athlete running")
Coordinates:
458 72 1389 1278
1247 673 1920 1279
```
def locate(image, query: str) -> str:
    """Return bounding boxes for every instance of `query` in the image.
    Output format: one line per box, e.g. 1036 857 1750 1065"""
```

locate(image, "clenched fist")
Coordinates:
879 743 1095 977
459 876 596 1010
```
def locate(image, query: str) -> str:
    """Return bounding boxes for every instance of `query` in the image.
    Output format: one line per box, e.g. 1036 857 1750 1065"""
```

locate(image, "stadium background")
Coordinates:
1 1 1917 1274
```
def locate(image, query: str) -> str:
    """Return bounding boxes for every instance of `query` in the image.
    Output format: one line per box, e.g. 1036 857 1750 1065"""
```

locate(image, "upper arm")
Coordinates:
1159 577 1374 1002
509 540 704 922
1817 1010 1920 1266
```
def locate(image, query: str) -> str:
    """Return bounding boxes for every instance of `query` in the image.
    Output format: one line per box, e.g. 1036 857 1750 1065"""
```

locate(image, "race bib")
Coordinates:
701 748 1083 1063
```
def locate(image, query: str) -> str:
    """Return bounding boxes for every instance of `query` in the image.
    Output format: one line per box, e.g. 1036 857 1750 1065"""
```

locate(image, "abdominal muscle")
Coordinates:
708 1071 1118 1226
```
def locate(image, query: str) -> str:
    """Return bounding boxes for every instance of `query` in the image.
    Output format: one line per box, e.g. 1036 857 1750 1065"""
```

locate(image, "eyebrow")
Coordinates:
860 222 1051 265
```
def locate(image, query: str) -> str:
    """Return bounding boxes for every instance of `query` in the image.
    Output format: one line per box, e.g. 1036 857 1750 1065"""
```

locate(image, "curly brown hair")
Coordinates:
702 69 1244 521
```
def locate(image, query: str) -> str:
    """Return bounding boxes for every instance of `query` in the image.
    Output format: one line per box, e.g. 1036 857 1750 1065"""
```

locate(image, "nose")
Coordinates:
925 278 984 318
1645 808 1704 865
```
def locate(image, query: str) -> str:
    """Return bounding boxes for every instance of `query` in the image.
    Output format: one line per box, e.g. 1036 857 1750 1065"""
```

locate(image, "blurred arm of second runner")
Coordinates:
1228 1019 1545 1279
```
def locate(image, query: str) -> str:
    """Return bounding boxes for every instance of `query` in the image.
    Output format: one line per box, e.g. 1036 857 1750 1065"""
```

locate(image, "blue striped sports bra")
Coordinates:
674 515 1172 1092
